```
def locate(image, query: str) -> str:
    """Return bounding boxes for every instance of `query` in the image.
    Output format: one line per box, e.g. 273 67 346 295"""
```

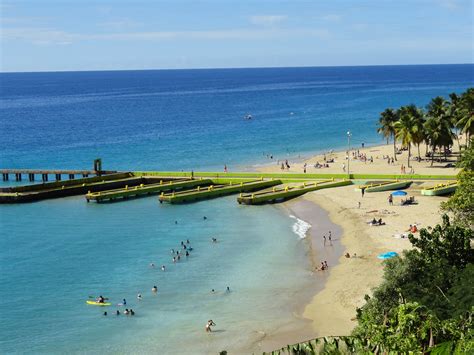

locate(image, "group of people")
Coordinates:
383 155 395 165
322 231 333 246
400 164 414 174
352 150 373 163
317 260 329 271
280 159 291 170
369 218 385 226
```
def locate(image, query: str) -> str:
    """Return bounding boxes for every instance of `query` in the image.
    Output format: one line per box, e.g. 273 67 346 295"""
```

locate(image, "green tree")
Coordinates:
441 138 474 227
377 108 399 161
394 105 417 167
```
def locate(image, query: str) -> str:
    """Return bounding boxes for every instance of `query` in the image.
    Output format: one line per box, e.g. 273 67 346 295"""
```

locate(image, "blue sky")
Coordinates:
0 0 472 72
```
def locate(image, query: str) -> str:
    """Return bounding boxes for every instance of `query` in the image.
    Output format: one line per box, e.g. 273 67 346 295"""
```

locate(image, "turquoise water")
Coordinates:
0 196 313 353
1 65 473 353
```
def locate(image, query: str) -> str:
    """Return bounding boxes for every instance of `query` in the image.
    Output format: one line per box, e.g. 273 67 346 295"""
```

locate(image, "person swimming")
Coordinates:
161 265 166 271
124 309 129 315
130 309 135 316
137 293 142 300
103 311 107 316
211 237 217 243
226 286 230 293
186 251 189 257
152 286 158 293
116 310 120 315
122 298 127 305
186 239 190 244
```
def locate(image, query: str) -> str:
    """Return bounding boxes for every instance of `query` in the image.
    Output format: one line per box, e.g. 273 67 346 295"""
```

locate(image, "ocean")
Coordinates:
0 65 472 354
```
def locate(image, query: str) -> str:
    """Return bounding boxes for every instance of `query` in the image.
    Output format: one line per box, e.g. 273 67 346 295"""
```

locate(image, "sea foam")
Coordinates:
289 214 312 239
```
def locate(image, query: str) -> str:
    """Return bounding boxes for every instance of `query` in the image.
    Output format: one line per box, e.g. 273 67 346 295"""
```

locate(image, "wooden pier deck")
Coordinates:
237 179 352 205
85 178 213 202
159 179 281 204
1 169 117 182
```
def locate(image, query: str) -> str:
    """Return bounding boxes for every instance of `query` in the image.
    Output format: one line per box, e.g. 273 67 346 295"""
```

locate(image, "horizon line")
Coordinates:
1 62 473 75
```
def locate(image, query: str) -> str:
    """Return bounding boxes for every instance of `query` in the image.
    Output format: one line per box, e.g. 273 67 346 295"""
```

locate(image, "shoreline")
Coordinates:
256 140 455 342
249 198 345 353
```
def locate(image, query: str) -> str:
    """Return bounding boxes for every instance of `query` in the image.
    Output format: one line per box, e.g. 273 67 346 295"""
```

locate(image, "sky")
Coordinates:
0 0 473 72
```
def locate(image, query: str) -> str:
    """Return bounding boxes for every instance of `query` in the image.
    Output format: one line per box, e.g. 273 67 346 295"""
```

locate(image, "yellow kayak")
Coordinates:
86 300 111 306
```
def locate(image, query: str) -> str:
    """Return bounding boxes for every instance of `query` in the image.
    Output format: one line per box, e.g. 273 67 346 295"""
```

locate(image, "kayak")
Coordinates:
86 300 111 306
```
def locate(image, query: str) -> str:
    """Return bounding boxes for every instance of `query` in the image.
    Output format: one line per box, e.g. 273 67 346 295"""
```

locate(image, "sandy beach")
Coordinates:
259 141 458 339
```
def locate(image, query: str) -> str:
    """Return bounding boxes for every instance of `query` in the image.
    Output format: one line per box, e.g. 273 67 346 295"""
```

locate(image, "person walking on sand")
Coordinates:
323 235 326 245
388 194 393 206
361 187 365 197
342 163 346 172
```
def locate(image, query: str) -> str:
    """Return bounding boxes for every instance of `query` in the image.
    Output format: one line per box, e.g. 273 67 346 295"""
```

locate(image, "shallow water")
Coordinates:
0 196 314 353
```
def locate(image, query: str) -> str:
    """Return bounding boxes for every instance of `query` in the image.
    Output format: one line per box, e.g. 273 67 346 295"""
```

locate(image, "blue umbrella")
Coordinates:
392 190 407 196
377 251 399 260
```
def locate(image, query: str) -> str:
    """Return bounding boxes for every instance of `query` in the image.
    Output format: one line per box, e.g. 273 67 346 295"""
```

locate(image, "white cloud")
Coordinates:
1 26 330 45
248 15 287 26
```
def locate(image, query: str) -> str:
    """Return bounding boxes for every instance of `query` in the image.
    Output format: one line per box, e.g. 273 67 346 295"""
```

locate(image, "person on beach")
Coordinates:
358 201 361 209
224 165 227 173
388 194 393 205
152 285 158 293
345 252 350 258
323 235 326 245
361 187 365 197
205 320 216 332
342 163 346 172
328 235 332 245
324 261 328 269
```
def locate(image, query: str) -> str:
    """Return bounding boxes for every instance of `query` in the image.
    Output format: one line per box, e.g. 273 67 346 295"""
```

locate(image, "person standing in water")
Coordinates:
152 286 158 293
205 320 216 332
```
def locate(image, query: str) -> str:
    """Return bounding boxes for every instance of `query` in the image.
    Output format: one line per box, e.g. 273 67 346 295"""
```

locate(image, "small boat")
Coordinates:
86 300 111 306
421 181 457 196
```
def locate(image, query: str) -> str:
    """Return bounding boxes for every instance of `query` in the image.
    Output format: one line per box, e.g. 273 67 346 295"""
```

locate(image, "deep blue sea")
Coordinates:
0 65 473 354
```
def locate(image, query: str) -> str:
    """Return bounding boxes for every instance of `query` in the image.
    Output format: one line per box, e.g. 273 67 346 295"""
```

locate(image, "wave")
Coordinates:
289 214 311 239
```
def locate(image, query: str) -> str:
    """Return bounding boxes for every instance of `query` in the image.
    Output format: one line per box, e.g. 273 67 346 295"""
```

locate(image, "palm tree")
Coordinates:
407 105 426 160
448 93 463 151
426 96 455 160
394 106 416 168
377 108 399 160
457 88 474 147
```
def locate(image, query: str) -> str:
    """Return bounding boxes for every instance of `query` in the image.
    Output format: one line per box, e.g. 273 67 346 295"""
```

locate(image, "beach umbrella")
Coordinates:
392 190 407 196
377 251 399 260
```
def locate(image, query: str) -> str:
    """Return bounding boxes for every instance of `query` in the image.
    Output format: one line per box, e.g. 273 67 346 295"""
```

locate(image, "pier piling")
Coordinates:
55 174 61 181
29 173 34 182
